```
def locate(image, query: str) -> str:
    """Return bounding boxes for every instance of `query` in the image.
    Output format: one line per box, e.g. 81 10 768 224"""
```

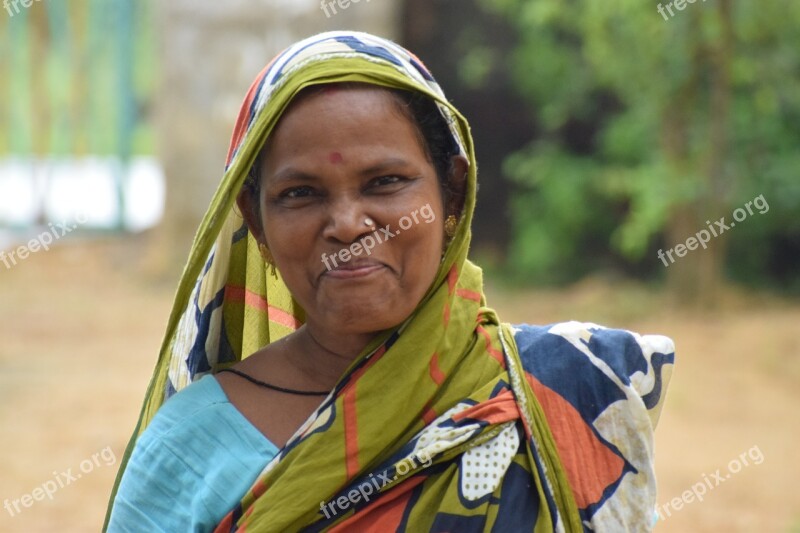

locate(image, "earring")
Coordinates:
444 215 458 238
258 243 278 278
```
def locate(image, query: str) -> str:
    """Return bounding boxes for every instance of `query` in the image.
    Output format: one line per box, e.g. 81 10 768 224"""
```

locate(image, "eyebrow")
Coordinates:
358 157 415 176
269 157 417 184
269 168 319 185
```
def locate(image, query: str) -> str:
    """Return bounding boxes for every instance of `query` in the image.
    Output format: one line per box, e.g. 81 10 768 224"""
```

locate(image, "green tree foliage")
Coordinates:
480 0 800 294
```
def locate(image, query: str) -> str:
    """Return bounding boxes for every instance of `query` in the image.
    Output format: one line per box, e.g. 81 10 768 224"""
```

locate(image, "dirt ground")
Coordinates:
0 238 797 532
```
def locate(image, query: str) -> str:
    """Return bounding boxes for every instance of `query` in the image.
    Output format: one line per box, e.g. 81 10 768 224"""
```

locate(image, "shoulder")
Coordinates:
512 321 675 376
141 375 229 441
126 374 277 462
108 376 278 531
512 321 674 423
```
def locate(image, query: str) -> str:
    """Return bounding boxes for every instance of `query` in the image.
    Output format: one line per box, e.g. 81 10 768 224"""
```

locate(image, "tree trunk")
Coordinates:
663 1 734 308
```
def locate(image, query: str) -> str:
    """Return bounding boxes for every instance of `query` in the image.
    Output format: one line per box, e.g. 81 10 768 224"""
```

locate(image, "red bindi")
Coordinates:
328 152 343 164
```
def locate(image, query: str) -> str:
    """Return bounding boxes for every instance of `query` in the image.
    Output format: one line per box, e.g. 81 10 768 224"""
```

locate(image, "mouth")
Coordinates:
321 258 387 280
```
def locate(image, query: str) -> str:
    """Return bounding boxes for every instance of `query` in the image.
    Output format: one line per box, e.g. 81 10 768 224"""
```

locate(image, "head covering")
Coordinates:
106 31 581 531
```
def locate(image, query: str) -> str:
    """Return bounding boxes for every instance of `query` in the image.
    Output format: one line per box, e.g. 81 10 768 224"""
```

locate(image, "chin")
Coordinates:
317 293 410 334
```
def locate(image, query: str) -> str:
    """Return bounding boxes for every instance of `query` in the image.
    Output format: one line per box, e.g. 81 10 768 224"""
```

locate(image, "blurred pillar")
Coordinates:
114 0 136 230
150 0 400 274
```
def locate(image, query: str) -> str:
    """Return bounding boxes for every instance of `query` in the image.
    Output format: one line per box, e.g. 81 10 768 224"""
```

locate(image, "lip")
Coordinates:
322 259 387 280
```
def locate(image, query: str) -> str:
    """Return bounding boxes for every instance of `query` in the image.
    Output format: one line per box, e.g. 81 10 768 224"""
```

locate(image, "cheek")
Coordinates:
396 220 445 279
261 212 319 281
389 196 446 267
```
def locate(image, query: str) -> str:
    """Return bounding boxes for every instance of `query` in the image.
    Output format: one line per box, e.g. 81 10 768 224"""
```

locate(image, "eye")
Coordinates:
371 175 407 188
280 186 316 199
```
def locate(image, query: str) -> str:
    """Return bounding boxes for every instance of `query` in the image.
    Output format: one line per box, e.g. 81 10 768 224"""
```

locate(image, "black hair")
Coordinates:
241 83 463 222
387 87 463 204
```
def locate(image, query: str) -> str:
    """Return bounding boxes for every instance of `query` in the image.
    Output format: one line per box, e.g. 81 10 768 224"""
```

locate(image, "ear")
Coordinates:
236 186 266 244
446 154 469 218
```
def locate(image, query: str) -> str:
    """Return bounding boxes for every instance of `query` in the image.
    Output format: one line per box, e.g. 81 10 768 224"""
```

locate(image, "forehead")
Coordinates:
261 85 427 166
279 84 407 128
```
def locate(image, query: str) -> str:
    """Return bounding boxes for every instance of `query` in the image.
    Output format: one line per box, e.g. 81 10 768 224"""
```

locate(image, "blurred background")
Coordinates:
1 0 798 531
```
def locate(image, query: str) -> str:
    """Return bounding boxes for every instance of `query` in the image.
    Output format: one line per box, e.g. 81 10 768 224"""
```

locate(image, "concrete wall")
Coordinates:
153 0 401 270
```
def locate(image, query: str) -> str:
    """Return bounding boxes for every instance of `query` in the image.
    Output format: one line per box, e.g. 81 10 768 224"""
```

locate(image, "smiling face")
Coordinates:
238 85 466 337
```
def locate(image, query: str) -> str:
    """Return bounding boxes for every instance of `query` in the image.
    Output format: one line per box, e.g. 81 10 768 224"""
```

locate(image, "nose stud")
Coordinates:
365 218 375 229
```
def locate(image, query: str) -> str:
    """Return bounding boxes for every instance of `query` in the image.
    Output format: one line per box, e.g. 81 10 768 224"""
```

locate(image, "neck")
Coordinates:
290 323 378 388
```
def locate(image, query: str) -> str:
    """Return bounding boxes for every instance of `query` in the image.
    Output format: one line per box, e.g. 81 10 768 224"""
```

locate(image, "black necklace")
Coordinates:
217 368 330 397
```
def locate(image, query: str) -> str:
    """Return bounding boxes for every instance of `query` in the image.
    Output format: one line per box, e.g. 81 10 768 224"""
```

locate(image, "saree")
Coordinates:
105 31 669 532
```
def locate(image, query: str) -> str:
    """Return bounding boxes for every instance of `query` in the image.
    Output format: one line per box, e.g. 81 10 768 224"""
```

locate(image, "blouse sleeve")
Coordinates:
107 377 279 532
512 321 675 532
107 430 201 532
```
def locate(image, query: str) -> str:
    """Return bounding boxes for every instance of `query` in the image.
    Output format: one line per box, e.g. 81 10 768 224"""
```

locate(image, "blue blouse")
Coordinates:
107 376 279 532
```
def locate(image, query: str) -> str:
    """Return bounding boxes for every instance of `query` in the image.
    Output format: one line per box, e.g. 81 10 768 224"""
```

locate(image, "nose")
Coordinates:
321 199 375 244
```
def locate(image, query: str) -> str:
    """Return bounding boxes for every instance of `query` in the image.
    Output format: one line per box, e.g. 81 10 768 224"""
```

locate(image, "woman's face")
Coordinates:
242 86 460 336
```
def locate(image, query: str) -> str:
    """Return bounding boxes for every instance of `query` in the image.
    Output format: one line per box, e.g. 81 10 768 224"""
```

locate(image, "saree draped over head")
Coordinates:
106 31 674 532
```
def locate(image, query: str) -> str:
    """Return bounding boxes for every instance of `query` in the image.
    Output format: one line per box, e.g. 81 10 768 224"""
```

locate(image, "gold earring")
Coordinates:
258 243 278 278
444 215 458 238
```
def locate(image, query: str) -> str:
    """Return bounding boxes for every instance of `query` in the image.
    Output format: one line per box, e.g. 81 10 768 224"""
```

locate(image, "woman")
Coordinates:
105 31 674 532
